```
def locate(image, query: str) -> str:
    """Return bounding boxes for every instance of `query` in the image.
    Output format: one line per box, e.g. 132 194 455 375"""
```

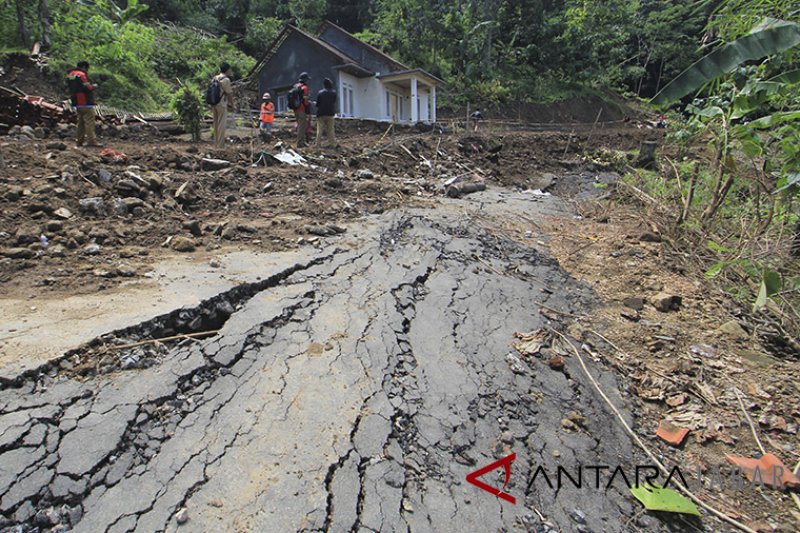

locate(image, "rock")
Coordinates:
46 142 67 151
93 268 116 278
639 232 662 243
53 207 74 219
20 125 37 139
116 264 136 277
719 320 748 340
561 418 578 431
174 182 196 203
98 169 113 182
356 169 375 179
46 220 64 232
183 220 202 237
3 247 35 259
623 297 645 311
49 244 66 257
4 187 23 201
650 292 681 312
175 507 189 525
122 197 149 211
115 179 143 197
171 236 196 252
79 197 106 215
209 259 221 268
547 355 565 371
566 411 586 428
83 243 102 255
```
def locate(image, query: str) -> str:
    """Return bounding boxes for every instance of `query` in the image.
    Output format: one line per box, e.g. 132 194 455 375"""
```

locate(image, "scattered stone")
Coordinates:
20 125 37 139
46 220 64 232
547 355 565 371
116 264 136 277
53 207 74 219
356 169 375 179
83 243 102 255
93 268 116 278
49 244 66 257
650 292 681 312
79 197 106 215
4 247 35 259
623 297 644 311
115 179 144 197
639 232 662 243
566 411 586 428
666 393 689 407
46 142 67 151
171 236 196 252
209 259 221 268
4 186 23 201
561 418 578 431
97 169 113 182
719 320 748 340
183 220 202 237
175 507 189 525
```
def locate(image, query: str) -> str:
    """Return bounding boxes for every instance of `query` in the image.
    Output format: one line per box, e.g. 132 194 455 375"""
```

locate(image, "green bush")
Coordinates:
50 8 169 111
153 25 256 87
171 85 204 141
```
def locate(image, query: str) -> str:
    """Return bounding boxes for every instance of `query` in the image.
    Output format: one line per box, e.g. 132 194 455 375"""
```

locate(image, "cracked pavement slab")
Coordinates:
0 190 668 532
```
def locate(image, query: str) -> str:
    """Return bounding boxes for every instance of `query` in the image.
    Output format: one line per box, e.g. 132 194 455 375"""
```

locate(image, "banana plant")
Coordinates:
652 18 800 105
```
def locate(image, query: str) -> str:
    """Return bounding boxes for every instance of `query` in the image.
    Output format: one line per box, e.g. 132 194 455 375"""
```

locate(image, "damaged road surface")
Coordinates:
1 191 663 533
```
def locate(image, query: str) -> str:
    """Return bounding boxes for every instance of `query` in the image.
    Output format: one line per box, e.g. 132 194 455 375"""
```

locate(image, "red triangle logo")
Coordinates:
465 453 517 504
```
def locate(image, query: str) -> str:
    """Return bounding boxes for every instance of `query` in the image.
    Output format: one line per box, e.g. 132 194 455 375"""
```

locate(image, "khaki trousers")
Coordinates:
294 109 308 147
316 116 336 147
212 104 228 148
76 107 96 145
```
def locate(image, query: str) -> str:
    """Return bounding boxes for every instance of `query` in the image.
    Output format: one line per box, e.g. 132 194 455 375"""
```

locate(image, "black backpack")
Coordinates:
287 84 304 110
205 78 223 106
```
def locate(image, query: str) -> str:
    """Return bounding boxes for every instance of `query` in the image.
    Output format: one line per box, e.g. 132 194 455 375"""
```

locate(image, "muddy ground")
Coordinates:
1 118 798 533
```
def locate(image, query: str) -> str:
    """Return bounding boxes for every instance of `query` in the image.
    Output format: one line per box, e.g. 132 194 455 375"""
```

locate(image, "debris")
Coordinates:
53 207 73 219
273 150 307 166
356 169 375 179
665 393 689 407
656 420 690 446
304 224 346 237
650 292 681 312
200 157 231 170
630 484 700 515
513 329 549 357
100 148 128 164
446 182 486 198
639 232 662 243
79 197 106 215
725 453 800 490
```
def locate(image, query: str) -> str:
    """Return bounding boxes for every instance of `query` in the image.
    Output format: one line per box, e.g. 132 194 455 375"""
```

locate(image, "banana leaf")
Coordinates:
653 18 800 106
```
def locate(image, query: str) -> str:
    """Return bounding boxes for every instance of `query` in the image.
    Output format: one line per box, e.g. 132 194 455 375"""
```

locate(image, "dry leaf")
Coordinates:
666 393 689 407
725 453 800 490
513 329 550 357
656 420 689 446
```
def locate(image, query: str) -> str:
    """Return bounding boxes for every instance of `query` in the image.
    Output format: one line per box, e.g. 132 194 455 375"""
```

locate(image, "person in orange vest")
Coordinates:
67 60 101 147
259 92 275 140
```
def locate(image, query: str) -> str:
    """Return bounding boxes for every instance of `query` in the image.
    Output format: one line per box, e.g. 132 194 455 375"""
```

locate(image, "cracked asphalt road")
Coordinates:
1 191 667 532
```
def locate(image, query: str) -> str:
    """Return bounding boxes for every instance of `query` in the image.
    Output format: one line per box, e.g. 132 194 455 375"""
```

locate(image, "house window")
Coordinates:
277 95 287 113
341 82 354 116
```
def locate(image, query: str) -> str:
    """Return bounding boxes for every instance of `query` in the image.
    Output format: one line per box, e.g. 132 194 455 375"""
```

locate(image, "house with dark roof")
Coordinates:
249 21 443 123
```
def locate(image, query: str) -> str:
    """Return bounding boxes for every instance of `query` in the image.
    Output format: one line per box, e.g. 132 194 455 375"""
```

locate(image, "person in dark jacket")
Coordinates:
67 60 100 147
315 78 337 149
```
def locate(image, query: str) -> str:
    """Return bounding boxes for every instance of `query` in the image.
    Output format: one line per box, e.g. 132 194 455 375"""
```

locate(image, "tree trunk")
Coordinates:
15 0 30 48
39 0 51 49
792 219 800 257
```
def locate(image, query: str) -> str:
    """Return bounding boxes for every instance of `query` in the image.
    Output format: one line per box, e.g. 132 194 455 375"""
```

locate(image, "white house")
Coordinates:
250 21 443 124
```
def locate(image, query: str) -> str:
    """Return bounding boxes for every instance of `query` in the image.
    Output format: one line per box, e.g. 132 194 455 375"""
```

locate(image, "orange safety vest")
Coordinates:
260 101 275 123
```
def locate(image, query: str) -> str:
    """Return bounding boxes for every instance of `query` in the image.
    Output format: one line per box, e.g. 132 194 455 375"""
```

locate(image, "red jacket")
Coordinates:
68 68 95 107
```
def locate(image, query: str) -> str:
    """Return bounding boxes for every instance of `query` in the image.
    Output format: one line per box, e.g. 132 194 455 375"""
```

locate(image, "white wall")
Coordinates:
339 73 436 123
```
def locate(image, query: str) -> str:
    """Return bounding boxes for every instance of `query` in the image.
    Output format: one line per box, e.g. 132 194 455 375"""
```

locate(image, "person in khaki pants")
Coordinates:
67 60 100 147
315 78 337 149
211 63 234 148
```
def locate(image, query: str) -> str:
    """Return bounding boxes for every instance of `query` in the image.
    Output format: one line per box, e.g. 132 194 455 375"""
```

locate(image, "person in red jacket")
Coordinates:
67 60 100 147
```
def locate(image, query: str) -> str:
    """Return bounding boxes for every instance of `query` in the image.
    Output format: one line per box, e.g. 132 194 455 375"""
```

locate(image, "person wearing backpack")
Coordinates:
290 72 311 148
315 78 337 149
67 60 100 148
207 62 234 148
